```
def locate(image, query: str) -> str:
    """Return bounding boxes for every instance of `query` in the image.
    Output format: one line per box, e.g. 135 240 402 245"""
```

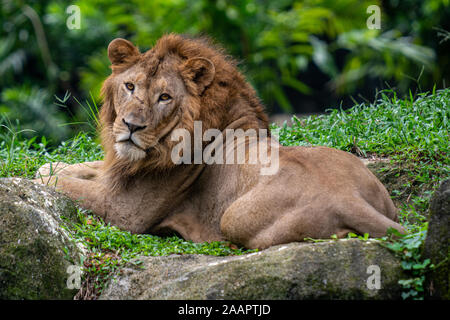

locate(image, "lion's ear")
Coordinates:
107 38 140 66
181 57 215 95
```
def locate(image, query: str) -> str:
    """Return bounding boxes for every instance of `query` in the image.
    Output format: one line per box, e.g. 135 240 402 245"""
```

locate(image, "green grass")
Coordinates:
1 88 448 299
0 130 103 178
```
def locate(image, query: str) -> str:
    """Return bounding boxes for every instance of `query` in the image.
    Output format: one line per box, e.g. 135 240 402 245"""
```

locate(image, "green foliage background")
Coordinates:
0 0 449 143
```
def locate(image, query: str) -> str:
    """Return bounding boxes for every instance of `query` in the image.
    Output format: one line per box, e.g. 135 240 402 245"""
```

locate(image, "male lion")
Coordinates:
35 34 404 249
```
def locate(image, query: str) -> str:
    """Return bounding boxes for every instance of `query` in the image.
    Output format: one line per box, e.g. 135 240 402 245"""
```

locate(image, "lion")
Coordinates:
35 34 405 249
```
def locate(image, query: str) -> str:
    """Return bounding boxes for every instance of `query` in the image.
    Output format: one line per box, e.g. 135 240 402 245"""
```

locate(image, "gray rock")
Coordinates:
424 179 450 299
0 178 84 299
100 239 405 300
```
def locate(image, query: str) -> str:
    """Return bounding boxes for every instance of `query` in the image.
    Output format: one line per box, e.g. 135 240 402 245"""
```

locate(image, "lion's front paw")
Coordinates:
35 162 70 179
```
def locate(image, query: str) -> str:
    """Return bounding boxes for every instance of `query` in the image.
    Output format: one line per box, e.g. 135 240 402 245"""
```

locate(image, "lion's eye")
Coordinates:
158 93 172 102
125 83 135 91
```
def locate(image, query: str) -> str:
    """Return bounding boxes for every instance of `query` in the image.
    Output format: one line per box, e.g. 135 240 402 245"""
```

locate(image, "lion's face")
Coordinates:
111 57 187 162
102 38 216 167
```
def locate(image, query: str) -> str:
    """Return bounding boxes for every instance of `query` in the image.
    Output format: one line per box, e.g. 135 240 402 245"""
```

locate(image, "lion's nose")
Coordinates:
122 118 146 133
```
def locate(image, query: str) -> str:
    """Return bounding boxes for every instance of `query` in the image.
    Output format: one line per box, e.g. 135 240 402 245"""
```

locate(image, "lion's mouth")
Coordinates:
117 138 151 153
114 138 148 162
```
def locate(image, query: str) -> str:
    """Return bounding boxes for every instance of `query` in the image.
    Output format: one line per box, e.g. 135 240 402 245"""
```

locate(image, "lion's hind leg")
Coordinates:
220 187 320 249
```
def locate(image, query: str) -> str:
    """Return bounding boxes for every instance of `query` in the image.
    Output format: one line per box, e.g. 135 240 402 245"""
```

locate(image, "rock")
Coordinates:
0 178 85 299
100 239 405 300
424 179 450 299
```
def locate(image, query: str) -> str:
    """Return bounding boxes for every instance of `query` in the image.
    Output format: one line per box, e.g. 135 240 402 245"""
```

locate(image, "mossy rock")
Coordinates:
424 179 450 300
0 178 84 299
100 239 405 300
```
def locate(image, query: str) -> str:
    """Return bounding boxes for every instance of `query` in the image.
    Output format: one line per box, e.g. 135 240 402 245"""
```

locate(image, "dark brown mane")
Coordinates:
99 34 269 190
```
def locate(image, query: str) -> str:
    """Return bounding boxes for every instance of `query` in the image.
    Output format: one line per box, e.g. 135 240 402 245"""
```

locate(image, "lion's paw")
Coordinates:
35 162 70 179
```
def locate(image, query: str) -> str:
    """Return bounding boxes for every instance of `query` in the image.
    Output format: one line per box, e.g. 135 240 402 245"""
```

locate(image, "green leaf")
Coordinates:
310 36 338 78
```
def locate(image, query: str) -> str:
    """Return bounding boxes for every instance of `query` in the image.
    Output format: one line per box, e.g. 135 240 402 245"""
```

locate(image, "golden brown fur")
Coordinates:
34 34 405 249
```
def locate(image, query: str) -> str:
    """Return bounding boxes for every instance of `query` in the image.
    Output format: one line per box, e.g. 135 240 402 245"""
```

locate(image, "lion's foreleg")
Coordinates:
35 161 104 181
33 173 109 220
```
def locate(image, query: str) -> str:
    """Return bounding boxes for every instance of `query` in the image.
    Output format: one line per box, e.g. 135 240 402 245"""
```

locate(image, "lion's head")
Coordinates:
99 34 268 189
